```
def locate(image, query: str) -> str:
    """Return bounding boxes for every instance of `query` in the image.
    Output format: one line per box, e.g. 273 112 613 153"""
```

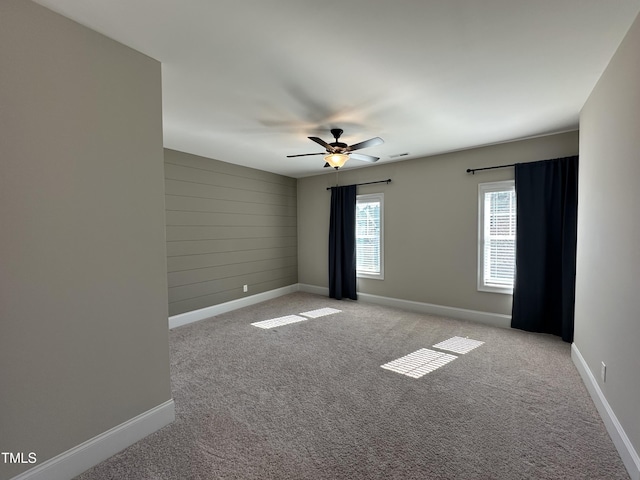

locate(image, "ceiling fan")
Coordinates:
287 128 384 169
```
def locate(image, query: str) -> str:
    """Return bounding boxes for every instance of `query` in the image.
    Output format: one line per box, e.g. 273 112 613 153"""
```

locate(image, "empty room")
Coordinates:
2 1 639 479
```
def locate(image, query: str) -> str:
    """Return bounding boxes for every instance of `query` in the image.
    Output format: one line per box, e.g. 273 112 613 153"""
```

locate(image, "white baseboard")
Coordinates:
297 283 329 297
10 399 175 480
357 292 512 328
297 284 511 329
169 284 300 329
571 344 640 480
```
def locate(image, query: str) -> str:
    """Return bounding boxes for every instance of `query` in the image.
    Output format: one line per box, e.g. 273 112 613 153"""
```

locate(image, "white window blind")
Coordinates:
356 194 383 279
478 181 516 293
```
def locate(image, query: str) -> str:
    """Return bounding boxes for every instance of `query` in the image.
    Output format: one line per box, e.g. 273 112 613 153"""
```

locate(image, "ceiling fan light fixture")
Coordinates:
324 153 349 169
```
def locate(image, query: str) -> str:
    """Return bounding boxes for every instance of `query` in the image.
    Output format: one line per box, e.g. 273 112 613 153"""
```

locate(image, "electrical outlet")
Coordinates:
601 362 606 382
243 284 248 293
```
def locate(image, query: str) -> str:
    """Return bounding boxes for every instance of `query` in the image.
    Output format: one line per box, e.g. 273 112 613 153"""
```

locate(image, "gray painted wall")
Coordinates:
0 2 171 479
576 11 640 460
165 149 298 316
298 131 579 316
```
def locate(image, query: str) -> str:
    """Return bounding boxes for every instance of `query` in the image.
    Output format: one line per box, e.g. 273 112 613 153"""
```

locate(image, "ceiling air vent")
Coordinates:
389 152 410 159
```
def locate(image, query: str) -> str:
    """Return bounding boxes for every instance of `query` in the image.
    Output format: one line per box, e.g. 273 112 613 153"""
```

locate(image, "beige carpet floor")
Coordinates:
74 292 629 479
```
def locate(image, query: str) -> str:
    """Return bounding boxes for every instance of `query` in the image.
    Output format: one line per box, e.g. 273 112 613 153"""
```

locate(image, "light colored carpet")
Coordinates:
74 292 629 479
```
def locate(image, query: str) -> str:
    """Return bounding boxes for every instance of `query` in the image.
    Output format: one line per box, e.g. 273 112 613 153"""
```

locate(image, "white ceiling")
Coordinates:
34 0 640 178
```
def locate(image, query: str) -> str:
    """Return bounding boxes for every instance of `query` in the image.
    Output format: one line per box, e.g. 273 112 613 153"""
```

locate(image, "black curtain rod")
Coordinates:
468 156 579 175
326 179 391 190
466 163 516 175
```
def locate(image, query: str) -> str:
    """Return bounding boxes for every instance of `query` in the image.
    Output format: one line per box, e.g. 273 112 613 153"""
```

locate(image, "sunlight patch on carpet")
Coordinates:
381 348 457 378
300 307 341 318
251 315 307 329
433 336 484 354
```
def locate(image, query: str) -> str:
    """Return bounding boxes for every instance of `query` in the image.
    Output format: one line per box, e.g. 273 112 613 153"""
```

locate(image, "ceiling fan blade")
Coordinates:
308 136 333 151
286 152 325 158
350 152 380 163
347 137 384 151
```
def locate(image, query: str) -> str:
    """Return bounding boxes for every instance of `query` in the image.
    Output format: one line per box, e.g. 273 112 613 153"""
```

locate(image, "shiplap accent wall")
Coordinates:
164 149 298 316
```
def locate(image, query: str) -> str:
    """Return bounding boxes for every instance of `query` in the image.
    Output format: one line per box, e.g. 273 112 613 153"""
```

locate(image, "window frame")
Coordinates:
477 180 515 294
356 193 384 280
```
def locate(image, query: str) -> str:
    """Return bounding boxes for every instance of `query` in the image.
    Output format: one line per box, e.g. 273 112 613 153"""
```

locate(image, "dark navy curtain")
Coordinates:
511 156 579 342
329 185 357 300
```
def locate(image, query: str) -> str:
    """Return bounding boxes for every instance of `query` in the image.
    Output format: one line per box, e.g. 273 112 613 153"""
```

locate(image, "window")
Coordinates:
478 181 516 293
356 193 384 279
